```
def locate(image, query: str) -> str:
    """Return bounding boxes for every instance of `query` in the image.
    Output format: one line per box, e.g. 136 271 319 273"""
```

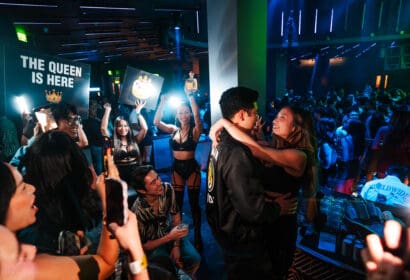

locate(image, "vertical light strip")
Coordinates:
378 1 384 29
330 8 334 33
281 11 284 36
361 2 366 31
196 10 200 34
396 0 402 32
344 3 349 32
314 9 318 34
375 75 381 88
298 9 302 35
384 75 389 89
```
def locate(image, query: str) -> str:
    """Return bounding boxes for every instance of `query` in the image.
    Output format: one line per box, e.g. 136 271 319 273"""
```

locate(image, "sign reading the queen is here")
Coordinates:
1 45 90 118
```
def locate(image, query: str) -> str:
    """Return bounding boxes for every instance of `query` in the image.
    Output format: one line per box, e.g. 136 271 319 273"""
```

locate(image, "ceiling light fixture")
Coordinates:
98 39 128 44
79 5 135 11
85 32 121 36
79 21 122 25
196 10 200 34
116 45 136 50
0 2 57 8
13 21 61 25
58 50 98 56
72 58 89 62
104 54 122 58
134 50 154 54
61 42 90 47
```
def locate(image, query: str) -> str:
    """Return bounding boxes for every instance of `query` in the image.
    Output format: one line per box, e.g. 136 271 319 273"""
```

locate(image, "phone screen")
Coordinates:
35 108 57 132
105 178 128 226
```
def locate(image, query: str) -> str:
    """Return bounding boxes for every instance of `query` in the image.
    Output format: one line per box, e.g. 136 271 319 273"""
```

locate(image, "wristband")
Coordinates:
188 93 194 98
129 254 148 275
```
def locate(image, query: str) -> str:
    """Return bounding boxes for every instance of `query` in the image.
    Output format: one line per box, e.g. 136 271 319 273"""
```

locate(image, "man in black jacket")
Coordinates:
206 87 297 279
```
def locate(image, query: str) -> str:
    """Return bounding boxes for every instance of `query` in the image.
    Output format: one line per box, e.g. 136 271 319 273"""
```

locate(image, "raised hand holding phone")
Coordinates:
105 178 128 226
103 141 128 226
96 143 128 225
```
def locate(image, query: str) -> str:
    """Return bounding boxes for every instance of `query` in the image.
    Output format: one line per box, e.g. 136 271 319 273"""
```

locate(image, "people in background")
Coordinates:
334 118 366 194
154 86 203 252
361 220 410 280
206 87 297 280
367 107 410 181
130 108 154 165
0 115 23 163
129 165 201 278
82 100 105 175
50 102 88 148
316 117 337 187
360 164 409 208
10 103 94 176
101 100 147 185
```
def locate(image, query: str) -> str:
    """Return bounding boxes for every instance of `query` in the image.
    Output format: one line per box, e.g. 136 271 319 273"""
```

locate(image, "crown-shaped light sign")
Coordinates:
45 89 63 103
131 74 155 100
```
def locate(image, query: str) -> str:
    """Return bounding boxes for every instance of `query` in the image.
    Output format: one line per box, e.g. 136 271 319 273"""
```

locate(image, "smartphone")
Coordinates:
34 107 57 132
102 136 112 177
177 223 189 231
105 178 128 226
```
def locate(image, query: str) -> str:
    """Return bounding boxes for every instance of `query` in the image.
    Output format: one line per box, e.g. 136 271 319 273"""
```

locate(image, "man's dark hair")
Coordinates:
386 164 409 181
129 165 154 191
219 87 258 119
50 102 77 123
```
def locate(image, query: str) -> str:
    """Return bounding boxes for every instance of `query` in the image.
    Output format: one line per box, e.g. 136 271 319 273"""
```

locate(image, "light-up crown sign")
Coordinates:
45 89 63 103
131 74 155 100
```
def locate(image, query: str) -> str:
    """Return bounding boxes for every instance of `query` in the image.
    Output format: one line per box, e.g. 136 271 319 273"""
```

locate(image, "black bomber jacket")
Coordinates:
206 130 281 252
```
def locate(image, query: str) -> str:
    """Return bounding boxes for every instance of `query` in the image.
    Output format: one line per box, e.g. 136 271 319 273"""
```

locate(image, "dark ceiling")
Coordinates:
0 0 208 65
1 0 409 69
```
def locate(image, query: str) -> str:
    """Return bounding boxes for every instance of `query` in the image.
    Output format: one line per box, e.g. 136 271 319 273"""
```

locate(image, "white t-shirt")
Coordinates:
360 175 410 208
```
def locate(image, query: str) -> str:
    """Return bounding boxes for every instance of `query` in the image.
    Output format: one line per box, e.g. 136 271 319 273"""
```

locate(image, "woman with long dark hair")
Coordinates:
101 101 147 184
20 130 99 255
154 87 203 251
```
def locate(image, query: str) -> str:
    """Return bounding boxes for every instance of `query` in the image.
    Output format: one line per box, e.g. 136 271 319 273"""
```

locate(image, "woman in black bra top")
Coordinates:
101 101 148 185
154 80 203 252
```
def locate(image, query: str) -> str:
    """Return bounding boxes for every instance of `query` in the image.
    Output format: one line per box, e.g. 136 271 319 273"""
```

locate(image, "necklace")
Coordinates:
179 128 189 143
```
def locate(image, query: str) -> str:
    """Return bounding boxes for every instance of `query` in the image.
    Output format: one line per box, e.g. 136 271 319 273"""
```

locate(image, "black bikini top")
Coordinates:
113 144 139 162
170 127 197 151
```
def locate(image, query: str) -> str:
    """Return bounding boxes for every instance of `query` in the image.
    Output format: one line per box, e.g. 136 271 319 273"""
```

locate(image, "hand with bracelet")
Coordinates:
98 150 148 279
108 210 149 279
